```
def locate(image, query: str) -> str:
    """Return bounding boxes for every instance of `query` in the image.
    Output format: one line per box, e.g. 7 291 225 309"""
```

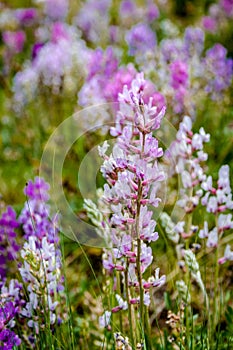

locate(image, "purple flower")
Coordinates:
119 0 138 20
87 47 118 82
75 0 111 43
24 177 50 202
2 31 26 53
202 16 217 33
125 23 156 56
32 42 44 60
44 0 69 21
0 207 18 233
86 73 167 314
0 329 21 349
51 22 70 43
220 0 233 17
0 302 17 331
0 207 20 279
15 8 37 26
146 0 159 22
170 60 189 89
203 44 233 99
184 27 205 56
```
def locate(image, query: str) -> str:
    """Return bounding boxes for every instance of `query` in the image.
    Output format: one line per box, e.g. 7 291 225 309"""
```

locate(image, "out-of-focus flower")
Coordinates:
15 8 37 26
203 44 233 100
125 22 156 56
2 30 26 53
44 0 69 21
99 310 111 328
220 0 233 17
0 207 20 280
202 16 217 32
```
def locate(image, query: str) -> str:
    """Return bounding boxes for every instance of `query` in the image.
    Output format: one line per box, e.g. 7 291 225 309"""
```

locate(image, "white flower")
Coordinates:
99 310 111 328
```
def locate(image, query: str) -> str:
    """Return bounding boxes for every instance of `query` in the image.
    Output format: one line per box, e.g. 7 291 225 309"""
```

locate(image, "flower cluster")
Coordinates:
19 177 59 243
200 165 233 254
78 47 136 108
136 25 232 116
13 23 89 110
19 235 63 333
0 207 20 282
0 281 22 349
202 0 233 33
0 177 64 347
85 73 166 345
167 115 210 216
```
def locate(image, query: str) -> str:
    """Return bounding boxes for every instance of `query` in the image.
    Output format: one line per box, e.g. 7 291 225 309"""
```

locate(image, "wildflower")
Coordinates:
44 0 69 21
0 329 21 349
203 44 233 100
2 30 26 53
218 245 233 264
0 207 20 280
14 8 37 26
125 23 156 56
112 295 128 313
19 236 62 329
99 310 111 328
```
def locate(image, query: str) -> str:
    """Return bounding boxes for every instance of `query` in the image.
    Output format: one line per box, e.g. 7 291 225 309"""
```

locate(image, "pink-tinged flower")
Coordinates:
220 0 233 17
146 0 159 22
202 16 217 33
51 22 70 43
2 30 26 53
218 245 233 264
218 214 233 231
170 61 189 89
112 294 128 313
143 268 166 289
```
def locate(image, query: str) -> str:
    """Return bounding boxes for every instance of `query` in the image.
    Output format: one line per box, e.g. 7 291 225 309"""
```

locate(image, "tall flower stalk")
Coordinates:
85 73 166 348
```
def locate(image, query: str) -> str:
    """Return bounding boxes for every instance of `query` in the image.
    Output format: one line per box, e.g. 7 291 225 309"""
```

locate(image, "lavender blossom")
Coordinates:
14 8 37 26
125 23 156 56
0 296 21 349
203 44 233 100
74 0 112 44
44 0 69 21
0 207 20 281
13 26 89 109
0 329 21 349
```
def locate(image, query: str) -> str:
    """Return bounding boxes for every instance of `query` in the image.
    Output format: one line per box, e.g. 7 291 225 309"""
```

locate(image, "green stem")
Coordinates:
116 271 123 333
135 181 144 341
125 267 135 349
213 243 219 332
